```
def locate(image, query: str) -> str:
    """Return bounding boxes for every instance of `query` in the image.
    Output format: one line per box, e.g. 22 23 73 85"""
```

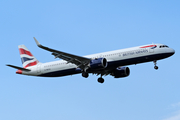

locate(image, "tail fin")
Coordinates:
18 45 40 68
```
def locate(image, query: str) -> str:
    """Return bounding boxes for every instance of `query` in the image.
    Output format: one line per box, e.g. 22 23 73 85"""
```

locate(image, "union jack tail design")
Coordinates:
18 45 40 68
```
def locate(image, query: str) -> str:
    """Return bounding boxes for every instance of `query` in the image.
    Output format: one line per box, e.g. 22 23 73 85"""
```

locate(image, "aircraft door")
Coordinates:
37 64 41 73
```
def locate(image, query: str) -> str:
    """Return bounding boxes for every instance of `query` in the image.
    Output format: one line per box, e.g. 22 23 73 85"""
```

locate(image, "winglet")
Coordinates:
33 37 41 46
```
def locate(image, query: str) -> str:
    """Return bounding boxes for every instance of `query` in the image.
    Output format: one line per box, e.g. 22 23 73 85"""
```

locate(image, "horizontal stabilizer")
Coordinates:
6 64 31 71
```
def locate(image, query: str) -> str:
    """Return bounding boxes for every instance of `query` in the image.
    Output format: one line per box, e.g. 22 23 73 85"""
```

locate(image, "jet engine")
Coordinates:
89 58 108 70
111 67 130 78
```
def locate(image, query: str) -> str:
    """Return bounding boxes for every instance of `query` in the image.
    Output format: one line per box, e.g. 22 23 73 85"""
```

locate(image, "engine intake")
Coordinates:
89 58 108 70
111 67 130 78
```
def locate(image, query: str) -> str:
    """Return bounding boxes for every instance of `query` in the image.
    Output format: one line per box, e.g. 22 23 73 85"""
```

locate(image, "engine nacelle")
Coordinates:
111 67 130 78
89 58 108 70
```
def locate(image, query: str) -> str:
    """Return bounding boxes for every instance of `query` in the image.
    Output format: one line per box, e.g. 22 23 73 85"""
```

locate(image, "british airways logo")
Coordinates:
122 49 148 57
140 45 157 49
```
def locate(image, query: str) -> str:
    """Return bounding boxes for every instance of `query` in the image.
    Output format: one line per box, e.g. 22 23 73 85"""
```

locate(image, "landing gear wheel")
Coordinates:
154 66 158 70
97 78 104 83
82 72 89 78
153 60 158 70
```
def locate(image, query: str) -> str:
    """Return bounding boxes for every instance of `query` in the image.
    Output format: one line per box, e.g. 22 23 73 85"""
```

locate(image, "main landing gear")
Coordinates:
97 77 104 83
82 72 105 83
82 72 89 78
153 60 158 70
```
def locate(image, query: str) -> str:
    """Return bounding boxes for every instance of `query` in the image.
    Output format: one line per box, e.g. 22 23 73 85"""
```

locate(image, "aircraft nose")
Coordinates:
172 49 175 54
170 48 175 56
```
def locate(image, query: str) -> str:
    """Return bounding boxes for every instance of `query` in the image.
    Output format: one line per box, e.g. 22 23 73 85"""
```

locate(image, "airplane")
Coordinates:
7 37 175 83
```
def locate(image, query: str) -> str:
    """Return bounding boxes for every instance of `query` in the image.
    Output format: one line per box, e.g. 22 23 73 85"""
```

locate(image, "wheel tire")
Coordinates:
97 78 104 83
82 72 89 78
154 66 158 70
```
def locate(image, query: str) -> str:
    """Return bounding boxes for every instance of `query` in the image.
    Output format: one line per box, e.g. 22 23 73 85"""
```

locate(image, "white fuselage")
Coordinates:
20 43 175 77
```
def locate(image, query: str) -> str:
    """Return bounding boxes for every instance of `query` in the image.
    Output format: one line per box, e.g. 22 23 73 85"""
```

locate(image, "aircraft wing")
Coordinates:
33 37 91 69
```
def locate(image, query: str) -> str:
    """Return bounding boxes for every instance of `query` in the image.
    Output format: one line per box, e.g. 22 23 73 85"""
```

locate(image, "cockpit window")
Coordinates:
159 45 169 48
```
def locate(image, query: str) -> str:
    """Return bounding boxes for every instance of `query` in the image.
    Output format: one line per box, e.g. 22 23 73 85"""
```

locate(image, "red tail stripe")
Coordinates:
24 61 38 68
140 45 156 48
19 48 33 56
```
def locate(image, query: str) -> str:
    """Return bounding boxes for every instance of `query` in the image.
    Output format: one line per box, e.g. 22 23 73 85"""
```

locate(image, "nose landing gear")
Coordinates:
154 66 158 70
153 60 158 70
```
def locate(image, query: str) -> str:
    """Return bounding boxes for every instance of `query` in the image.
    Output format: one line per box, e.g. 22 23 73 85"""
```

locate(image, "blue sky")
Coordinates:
0 0 180 120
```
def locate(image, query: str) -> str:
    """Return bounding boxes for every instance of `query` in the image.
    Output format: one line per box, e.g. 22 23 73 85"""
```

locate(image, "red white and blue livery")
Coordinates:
7 38 175 83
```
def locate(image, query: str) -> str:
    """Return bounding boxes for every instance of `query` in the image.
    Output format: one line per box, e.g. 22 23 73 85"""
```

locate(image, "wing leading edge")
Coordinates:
33 37 91 70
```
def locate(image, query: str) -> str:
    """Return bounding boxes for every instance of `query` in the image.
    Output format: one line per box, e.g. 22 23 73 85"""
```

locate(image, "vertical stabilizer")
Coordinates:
18 45 40 68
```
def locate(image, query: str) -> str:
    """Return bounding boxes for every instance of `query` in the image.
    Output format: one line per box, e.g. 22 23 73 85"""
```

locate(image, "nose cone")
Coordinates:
168 48 175 57
171 48 175 55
